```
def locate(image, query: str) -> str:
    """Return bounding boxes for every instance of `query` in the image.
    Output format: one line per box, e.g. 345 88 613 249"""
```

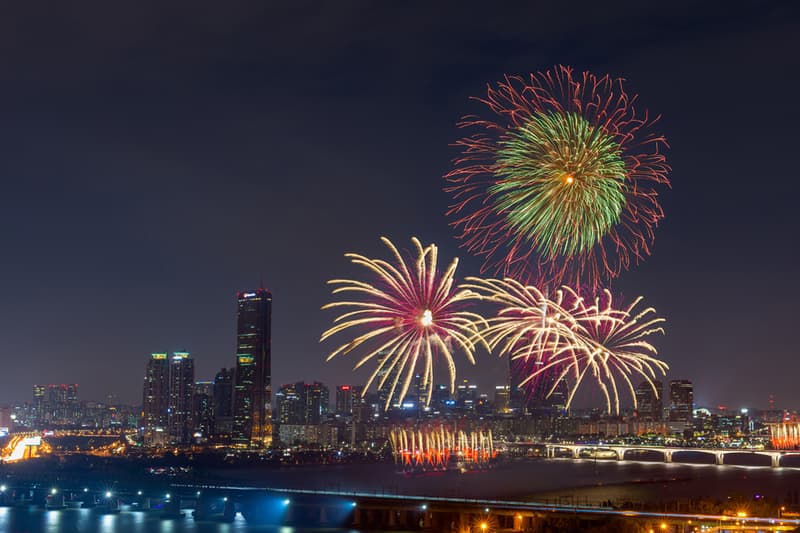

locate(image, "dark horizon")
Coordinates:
0 1 798 409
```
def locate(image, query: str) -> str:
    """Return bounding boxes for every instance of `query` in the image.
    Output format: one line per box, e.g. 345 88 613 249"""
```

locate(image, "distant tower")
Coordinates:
142 353 170 445
232 288 273 447
168 351 195 444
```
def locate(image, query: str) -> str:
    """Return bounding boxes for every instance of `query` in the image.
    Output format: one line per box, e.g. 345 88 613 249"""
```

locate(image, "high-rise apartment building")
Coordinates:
232 288 273 447
277 381 329 425
213 368 234 441
168 352 195 444
277 383 304 425
142 353 170 445
32 384 79 427
193 381 214 440
635 380 664 421
305 381 329 425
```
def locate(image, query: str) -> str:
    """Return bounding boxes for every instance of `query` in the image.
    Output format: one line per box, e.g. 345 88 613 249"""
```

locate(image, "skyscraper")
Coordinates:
669 379 694 431
193 381 214 440
276 381 329 425
635 380 663 421
305 381 329 425
335 385 355 416
168 351 195 444
277 383 304 425
142 353 169 445
232 288 272 447
376 351 400 411
213 368 234 442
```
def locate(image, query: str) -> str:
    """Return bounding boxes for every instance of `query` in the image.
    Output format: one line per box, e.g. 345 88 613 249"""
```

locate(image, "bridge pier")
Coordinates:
715 452 724 466
772 454 781 468
572 448 581 459
387 509 398 528
664 450 672 463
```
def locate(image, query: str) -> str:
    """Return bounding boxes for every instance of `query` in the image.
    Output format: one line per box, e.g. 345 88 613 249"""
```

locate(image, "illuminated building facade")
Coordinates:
232 288 272 447
168 352 195 444
142 353 169 445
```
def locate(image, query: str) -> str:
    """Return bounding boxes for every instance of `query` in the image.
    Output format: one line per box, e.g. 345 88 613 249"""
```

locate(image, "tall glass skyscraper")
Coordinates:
232 288 272 447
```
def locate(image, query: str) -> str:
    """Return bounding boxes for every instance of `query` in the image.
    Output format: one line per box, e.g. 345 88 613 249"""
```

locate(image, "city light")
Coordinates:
50 488 57 495
283 499 291 505
105 491 112 498
0 485 6 492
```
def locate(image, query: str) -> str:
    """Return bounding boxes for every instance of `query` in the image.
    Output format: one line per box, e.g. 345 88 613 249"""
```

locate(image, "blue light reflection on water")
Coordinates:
0 507 380 533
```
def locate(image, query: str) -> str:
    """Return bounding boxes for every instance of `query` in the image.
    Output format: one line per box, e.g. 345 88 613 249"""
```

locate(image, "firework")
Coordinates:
320 237 486 409
388 425 495 472
464 277 667 415
446 65 670 288
770 423 800 450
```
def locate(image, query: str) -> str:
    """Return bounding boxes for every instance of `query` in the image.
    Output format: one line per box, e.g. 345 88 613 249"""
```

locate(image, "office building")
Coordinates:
232 288 273 447
635 380 663 421
336 385 356 416
669 379 694 432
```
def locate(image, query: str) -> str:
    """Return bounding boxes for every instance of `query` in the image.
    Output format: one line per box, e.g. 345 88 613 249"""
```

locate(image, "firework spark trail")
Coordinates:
464 277 667 415
446 65 670 289
321 237 487 409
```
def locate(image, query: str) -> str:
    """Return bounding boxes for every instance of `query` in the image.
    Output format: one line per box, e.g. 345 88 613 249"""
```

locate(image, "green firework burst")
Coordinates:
490 111 627 259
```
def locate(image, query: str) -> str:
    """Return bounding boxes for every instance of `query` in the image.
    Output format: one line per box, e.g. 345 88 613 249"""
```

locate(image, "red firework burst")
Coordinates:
445 65 670 290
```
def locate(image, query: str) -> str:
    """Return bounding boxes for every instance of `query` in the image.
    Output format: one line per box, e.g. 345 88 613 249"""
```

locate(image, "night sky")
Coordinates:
0 1 798 409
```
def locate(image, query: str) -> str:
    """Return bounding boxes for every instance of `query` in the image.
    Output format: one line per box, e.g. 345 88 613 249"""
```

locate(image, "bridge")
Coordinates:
1 481 797 531
543 443 800 467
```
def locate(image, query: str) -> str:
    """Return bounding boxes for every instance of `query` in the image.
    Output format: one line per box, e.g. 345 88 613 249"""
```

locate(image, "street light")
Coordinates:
480 522 487 531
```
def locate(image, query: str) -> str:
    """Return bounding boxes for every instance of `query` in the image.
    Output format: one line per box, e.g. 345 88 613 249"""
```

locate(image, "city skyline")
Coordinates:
0 2 798 410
